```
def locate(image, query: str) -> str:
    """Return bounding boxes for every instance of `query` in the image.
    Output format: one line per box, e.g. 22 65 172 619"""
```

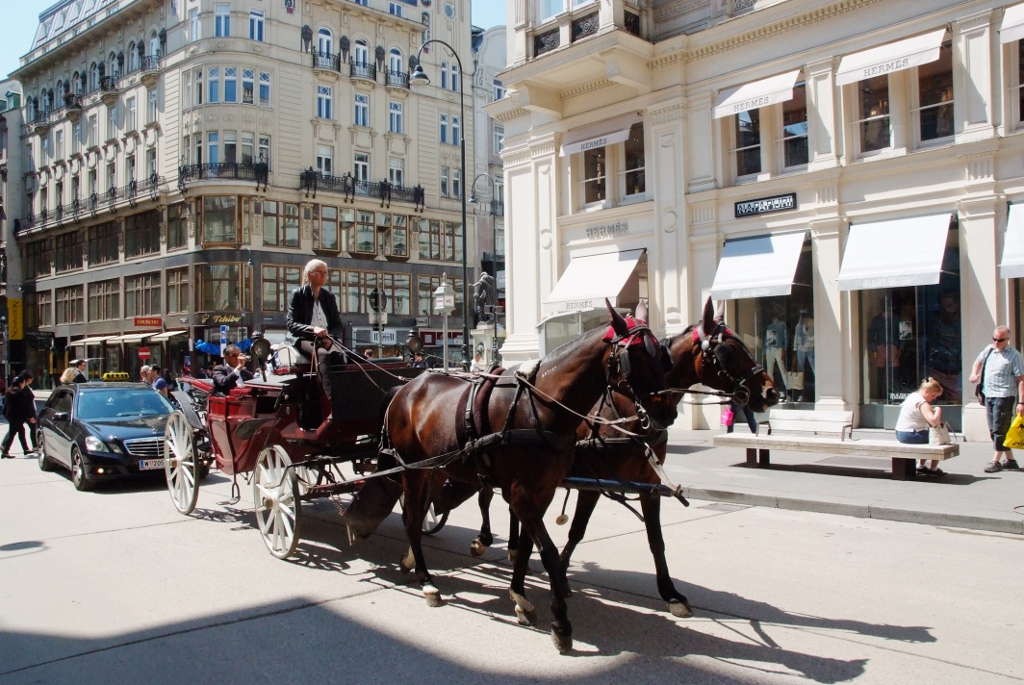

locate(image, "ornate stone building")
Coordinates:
11 0 476 384
492 0 1024 438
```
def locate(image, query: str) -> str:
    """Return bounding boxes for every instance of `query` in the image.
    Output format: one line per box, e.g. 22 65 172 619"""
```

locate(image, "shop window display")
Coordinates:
860 236 961 406
732 248 815 404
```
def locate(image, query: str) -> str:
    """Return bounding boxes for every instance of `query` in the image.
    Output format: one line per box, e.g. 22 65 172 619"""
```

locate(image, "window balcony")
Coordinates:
298 169 425 208
385 70 409 90
100 76 119 106
350 62 376 82
63 94 83 122
178 162 270 190
311 50 341 76
30 110 53 135
140 55 162 88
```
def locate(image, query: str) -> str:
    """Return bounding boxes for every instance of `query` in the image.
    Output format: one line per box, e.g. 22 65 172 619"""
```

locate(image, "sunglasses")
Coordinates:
993 337 1009 343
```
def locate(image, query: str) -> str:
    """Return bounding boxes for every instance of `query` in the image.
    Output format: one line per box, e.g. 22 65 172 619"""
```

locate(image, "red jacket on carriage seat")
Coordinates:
286 284 344 357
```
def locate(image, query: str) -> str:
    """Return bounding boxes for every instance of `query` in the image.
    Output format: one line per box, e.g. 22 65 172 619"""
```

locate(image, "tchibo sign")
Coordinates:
734 193 797 218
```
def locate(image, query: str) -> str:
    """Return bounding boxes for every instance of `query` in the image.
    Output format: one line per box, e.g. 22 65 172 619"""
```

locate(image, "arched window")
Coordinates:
389 48 402 74
317 27 332 55
354 39 368 66
150 31 160 57
46 89 54 110
127 42 138 71
109 51 118 78
56 79 64 96
71 72 81 94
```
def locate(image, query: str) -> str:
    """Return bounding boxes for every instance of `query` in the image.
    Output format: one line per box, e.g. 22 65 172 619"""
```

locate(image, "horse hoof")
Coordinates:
399 548 415 573
669 599 693 618
514 605 537 626
469 539 487 557
423 585 444 607
551 629 573 654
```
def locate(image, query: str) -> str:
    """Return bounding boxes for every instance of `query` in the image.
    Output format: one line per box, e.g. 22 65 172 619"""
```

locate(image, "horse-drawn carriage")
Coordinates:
160 300 777 653
161 340 424 558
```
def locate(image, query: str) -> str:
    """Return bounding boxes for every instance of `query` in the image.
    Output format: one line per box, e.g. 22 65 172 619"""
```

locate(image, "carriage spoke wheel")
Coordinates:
254 445 301 559
164 413 200 515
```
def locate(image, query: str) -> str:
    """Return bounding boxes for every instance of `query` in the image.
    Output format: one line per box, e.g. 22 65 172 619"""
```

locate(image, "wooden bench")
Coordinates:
713 409 959 480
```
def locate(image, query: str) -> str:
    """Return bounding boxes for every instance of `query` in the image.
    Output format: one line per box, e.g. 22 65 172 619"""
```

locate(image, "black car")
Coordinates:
37 382 174 491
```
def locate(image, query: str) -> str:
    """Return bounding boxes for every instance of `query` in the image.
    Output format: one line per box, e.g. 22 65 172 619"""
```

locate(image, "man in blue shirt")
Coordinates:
969 325 1024 473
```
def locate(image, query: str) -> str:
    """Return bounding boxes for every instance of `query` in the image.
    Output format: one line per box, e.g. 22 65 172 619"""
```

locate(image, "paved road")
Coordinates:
2 454 1022 684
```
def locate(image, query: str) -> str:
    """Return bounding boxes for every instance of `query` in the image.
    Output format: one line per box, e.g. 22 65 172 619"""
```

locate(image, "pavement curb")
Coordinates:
684 487 1024 535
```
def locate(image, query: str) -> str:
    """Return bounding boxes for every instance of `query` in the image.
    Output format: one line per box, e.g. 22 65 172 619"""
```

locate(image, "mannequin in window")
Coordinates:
926 290 962 404
792 310 814 402
897 301 917 391
868 308 899 403
764 306 788 397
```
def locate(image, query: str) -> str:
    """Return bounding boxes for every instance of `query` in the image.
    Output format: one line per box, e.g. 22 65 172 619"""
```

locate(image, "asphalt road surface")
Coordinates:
2 456 1022 684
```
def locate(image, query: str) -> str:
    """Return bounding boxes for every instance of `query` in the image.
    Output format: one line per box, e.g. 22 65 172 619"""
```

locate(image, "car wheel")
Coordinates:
71 446 95 492
37 433 55 472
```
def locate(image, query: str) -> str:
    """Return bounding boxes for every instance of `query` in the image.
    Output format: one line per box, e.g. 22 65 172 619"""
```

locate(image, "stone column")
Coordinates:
805 57 838 171
808 201 851 414
954 8 997 144
645 95 688 335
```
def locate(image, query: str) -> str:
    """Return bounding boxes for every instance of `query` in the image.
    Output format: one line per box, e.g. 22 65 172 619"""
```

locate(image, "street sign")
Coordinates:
6 299 23 341
138 346 151 360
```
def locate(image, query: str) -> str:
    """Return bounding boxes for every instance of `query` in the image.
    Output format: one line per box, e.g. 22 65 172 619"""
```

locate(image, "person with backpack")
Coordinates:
969 325 1024 473
2 371 38 458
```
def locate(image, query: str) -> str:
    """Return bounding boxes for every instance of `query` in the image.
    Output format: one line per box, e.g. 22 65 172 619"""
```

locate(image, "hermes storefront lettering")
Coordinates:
585 220 629 240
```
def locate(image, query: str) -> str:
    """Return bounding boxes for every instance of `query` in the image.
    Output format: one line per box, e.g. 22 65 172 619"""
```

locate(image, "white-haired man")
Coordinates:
969 325 1024 473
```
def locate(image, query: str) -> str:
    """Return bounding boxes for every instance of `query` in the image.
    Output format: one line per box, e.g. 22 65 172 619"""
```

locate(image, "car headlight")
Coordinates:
107 439 125 455
84 435 107 452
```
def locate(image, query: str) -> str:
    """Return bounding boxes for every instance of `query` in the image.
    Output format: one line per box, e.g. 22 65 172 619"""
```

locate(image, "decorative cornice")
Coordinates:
560 78 614 100
687 0 883 63
649 0 884 69
492 106 529 123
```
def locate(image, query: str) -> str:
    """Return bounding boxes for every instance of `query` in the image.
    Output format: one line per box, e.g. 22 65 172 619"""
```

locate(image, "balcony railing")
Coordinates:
311 50 341 72
140 55 161 72
385 70 409 89
350 62 376 81
100 75 119 93
299 169 425 208
18 176 167 232
178 162 270 190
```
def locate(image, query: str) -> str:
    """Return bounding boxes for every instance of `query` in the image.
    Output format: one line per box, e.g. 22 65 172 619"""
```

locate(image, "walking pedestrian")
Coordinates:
2 371 38 458
725 400 759 435
969 325 1024 473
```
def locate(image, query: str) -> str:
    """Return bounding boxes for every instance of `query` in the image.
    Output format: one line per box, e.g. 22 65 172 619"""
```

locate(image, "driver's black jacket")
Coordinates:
286 285 343 349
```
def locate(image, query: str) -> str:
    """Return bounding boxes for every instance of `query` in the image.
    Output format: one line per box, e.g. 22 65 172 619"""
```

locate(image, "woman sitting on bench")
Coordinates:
895 377 945 476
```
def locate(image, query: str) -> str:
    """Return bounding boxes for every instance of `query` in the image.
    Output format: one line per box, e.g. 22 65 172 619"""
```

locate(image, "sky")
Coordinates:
0 1 507 81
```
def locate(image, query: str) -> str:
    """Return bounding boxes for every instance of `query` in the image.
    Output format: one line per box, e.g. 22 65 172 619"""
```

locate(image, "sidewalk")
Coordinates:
664 425 1024 535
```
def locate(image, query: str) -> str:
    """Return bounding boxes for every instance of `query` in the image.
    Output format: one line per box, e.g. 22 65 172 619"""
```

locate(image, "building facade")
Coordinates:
493 0 1024 438
470 23 506 363
1 80 25 382
11 0 476 386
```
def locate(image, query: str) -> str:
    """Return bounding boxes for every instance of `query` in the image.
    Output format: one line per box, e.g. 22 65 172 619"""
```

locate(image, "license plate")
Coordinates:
138 459 166 471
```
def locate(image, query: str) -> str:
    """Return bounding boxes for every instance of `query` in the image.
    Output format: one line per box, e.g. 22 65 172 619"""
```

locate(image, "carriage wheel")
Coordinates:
422 503 449 536
254 445 302 559
164 413 200 515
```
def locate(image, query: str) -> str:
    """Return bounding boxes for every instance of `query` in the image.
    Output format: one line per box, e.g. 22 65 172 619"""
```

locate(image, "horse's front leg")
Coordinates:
508 531 536 626
471 485 494 557
521 514 573 653
401 471 443 607
641 491 692 618
508 511 521 562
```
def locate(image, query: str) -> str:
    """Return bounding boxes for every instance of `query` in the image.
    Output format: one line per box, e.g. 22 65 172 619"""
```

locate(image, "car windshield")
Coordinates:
76 389 173 421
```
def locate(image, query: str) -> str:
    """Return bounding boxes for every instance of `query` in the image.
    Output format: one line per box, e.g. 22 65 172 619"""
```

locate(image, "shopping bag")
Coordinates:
720 406 734 427
786 371 805 391
929 422 952 445
1003 415 1024 449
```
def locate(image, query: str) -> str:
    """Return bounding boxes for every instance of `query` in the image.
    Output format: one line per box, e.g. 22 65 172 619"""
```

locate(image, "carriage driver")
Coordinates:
287 258 347 420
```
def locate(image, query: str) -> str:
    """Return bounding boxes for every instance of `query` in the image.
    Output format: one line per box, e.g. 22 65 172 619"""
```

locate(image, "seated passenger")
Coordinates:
212 345 254 395
287 259 347 420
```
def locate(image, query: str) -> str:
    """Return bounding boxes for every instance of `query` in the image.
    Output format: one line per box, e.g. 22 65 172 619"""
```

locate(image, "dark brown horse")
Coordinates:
382 304 673 653
472 297 778 617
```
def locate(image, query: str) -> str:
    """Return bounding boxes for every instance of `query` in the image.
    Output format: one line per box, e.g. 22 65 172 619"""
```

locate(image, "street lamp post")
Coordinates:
411 40 470 370
469 173 499 364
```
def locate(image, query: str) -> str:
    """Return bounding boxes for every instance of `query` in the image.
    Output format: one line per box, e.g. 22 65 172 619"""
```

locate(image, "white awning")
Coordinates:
1001 3 1024 44
710 231 807 300
543 248 645 314
1000 204 1024 278
108 333 152 343
148 330 188 341
838 213 951 291
713 69 801 119
836 29 947 86
70 335 115 346
559 114 640 157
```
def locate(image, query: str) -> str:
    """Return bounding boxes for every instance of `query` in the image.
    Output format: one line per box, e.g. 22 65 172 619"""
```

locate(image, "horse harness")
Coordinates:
657 323 765 407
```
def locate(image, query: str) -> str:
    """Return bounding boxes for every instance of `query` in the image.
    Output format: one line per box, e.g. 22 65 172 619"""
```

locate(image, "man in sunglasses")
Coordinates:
969 325 1024 473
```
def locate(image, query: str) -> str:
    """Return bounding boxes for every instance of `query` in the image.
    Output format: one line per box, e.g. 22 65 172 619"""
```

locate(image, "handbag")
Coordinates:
786 371 805 391
1004 415 1024 449
975 347 994 403
929 422 952 445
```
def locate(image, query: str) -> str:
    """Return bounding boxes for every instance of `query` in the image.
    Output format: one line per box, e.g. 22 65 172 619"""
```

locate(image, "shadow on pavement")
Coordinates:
731 461 998 485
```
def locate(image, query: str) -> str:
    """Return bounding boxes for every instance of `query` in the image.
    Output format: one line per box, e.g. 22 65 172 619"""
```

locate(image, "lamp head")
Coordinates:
410 63 430 87
468 193 478 204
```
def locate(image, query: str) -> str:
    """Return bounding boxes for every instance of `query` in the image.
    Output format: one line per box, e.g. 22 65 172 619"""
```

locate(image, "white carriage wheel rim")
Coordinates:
254 445 300 559
164 413 197 514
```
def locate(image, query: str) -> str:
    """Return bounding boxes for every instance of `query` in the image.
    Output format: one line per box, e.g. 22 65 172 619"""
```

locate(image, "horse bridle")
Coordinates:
604 323 661 429
697 323 765 407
